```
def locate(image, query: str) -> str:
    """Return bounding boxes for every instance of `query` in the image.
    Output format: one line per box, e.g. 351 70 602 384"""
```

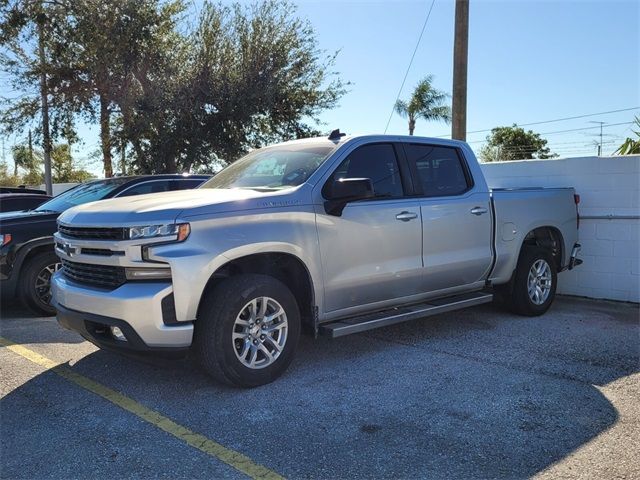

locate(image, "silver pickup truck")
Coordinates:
52 132 582 387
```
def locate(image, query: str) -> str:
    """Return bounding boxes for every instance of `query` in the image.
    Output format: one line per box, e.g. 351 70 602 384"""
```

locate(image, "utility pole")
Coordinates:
37 14 53 195
589 121 606 156
452 0 469 141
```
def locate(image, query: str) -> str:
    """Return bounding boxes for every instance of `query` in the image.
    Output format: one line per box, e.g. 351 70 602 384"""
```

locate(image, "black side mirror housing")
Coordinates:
323 178 374 216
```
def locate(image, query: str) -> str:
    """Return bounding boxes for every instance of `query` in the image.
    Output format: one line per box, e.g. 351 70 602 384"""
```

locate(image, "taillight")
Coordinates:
574 194 580 229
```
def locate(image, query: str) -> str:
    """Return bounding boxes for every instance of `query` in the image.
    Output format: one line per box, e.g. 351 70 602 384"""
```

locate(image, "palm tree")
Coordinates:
394 75 451 135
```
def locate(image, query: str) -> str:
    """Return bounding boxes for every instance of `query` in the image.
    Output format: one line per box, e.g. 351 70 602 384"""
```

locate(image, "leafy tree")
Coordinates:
0 160 21 186
614 116 640 155
50 143 93 182
129 0 347 173
2 0 347 176
45 0 186 177
1 0 186 177
11 144 41 176
479 125 556 162
394 75 451 135
0 0 77 178
8 142 93 185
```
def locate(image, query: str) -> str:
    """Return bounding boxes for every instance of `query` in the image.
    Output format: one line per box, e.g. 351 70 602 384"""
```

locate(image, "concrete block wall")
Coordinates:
481 155 639 303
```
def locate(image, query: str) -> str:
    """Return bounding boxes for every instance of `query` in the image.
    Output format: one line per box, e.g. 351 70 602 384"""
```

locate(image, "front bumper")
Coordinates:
51 271 193 352
56 304 189 357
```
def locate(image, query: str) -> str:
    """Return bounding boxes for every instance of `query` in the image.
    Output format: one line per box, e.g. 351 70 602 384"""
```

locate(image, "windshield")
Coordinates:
36 178 131 212
200 143 335 190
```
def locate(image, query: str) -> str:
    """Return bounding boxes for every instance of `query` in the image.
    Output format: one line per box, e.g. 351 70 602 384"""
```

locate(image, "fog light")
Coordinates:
110 326 127 342
125 267 171 280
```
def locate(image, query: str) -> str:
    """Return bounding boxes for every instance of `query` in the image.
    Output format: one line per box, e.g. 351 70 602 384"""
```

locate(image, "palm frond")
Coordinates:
394 99 409 118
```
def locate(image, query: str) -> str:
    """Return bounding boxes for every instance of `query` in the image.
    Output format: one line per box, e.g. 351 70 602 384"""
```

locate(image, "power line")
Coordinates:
383 0 437 134
467 121 634 143
437 107 639 139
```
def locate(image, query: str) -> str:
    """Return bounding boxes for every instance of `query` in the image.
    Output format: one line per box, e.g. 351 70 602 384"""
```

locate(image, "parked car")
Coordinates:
1 174 210 315
51 133 582 387
0 193 52 213
0 186 47 195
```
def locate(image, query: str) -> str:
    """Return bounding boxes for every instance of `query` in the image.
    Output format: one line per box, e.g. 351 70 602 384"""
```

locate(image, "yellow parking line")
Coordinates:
0 336 284 480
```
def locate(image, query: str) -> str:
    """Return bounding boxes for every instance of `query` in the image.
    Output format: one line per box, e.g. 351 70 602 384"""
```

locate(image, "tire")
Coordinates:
18 250 61 316
509 246 557 316
194 274 301 388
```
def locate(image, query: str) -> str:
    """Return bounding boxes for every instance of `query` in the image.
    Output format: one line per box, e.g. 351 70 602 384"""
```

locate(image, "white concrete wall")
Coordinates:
481 155 639 303
36 183 79 196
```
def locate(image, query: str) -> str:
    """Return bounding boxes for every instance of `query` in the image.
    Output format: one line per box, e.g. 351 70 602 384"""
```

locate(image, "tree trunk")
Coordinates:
409 118 415 136
28 130 33 175
120 142 126 176
99 93 113 177
37 20 53 194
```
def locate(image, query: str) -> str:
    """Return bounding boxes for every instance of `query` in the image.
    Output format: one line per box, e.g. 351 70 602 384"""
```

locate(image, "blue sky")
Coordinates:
2 0 639 174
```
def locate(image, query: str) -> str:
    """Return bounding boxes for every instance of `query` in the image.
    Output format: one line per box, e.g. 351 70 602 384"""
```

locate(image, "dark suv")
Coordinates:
0 174 210 315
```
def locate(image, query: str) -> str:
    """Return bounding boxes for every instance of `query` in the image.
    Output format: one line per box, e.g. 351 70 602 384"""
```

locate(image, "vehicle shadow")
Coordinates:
0 303 85 345
2 297 638 478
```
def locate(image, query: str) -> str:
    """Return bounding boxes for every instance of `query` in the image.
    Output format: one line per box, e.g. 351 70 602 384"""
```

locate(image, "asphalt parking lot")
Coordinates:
1 296 638 479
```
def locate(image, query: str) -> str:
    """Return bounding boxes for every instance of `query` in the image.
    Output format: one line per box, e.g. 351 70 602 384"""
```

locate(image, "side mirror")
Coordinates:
323 177 374 216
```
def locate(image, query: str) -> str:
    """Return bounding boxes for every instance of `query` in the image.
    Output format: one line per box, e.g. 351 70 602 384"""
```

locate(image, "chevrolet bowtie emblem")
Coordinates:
62 243 77 256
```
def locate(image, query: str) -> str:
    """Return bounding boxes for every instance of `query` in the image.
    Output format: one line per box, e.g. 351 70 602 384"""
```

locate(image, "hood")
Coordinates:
58 187 309 227
0 209 59 226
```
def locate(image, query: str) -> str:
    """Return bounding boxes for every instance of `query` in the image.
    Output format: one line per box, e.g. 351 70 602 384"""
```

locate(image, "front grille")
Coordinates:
61 260 126 289
58 224 127 240
80 248 124 257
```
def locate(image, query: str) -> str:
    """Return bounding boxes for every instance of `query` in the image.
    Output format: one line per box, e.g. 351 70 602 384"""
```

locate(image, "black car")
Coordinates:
0 174 210 316
0 186 47 195
0 193 53 213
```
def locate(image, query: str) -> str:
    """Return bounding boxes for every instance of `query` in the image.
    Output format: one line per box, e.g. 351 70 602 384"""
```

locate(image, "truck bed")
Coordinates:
489 187 578 284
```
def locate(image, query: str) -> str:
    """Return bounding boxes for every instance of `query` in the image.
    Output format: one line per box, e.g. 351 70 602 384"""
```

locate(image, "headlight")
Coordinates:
128 223 190 242
0 234 11 246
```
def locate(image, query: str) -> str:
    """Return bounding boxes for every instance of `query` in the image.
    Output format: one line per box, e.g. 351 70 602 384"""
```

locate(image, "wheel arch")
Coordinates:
518 225 565 271
197 251 317 331
6 238 56 295
494 225 565 298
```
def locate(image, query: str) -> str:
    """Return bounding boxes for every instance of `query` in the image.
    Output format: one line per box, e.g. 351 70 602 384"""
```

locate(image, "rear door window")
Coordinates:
404 144 470 197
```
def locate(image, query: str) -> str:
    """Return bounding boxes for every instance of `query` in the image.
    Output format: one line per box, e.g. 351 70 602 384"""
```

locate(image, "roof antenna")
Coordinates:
328 129 346 141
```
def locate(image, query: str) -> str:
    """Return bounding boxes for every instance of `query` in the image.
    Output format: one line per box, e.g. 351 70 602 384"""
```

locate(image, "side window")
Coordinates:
119 180 172 197
171 179 206 191
404 144 470 197
329 144 404 198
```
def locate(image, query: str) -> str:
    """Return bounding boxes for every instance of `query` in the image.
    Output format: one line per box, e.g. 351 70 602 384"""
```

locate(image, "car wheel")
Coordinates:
509 246 557 316
194 274 301 387
19 250 61 316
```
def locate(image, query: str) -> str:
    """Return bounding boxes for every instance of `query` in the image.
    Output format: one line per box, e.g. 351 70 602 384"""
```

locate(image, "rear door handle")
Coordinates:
470 207 488 216
396 211 418 222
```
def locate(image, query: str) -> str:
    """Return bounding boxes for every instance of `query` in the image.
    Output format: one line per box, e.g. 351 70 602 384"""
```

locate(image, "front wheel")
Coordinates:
194 274 301 387
509 246 557 316
19 250 61 316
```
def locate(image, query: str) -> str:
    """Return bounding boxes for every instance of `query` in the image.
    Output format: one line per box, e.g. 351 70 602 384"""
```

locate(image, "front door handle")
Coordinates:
470 207 488 216
396 211 418 222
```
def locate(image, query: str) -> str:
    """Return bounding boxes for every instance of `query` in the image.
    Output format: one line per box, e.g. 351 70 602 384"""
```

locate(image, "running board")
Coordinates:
319 291 493 338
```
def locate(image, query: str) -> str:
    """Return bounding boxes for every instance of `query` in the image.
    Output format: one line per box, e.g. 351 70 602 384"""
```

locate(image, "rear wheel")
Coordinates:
509 246 557 316
194 274 300 387
19 250 60 316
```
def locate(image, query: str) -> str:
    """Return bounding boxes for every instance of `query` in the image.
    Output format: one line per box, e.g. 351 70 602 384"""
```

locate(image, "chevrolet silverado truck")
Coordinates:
51 132 582 387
